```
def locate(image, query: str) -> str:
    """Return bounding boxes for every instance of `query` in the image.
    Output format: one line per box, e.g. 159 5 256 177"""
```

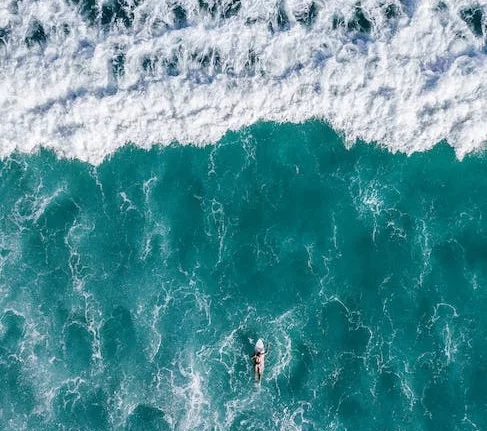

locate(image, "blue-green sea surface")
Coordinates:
1 122 486 430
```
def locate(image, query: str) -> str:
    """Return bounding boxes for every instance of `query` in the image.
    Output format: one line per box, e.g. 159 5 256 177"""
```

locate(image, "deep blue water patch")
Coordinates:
0 122 486 429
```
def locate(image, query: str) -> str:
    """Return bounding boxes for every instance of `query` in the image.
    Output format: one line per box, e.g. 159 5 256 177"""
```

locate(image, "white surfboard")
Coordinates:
255 338 265 354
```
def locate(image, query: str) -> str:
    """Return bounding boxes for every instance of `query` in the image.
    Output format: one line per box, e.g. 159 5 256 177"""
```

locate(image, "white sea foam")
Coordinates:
1 0 487 163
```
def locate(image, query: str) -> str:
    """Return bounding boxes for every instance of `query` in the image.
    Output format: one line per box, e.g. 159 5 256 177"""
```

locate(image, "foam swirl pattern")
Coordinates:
1 122 487 429
1 0 487 162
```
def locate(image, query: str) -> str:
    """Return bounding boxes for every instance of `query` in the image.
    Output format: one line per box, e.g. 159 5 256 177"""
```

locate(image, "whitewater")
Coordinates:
1 0 487 163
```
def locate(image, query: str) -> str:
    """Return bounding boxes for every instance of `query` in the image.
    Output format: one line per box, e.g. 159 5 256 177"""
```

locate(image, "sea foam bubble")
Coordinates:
1 0 487 163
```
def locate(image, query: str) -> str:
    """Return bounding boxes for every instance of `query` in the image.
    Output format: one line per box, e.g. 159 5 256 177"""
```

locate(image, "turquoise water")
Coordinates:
1 121 486 430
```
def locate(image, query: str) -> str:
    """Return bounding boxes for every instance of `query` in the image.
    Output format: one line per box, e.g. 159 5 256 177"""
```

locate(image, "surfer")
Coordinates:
250 343 269 383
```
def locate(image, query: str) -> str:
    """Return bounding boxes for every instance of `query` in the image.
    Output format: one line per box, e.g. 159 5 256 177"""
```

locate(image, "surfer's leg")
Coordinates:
254 365 259 382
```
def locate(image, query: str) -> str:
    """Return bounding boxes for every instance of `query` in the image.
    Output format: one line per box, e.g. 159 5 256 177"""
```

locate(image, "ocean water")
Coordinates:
2 0 487 160
1 121 487 430
2 0 487 430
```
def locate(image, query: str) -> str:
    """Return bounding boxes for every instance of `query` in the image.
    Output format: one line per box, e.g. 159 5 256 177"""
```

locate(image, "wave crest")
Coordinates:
1 0 486 163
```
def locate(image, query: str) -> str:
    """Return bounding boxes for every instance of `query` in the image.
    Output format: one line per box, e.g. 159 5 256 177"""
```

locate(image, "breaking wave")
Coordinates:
1 0 487 162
